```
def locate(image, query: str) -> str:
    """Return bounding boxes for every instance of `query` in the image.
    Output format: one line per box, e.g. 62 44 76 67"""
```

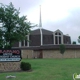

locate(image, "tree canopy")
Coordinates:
78 36 80 43
72 41 76 44
0 2 34 48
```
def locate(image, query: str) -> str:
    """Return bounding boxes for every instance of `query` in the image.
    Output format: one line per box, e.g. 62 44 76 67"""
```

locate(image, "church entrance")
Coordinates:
39 50 43 58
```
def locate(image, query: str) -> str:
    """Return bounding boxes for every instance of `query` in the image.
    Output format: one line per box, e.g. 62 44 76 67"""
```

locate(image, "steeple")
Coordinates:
39 5 42 28
39 5 43 45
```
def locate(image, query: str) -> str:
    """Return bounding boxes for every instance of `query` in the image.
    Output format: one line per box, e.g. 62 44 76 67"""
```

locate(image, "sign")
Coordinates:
0 49 21 62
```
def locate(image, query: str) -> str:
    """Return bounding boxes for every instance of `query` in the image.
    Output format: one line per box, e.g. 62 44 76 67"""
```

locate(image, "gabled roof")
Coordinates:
54 29 63 34
30 28 53 35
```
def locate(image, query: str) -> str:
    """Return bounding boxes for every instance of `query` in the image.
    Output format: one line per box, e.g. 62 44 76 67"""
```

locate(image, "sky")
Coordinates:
0 0 80 44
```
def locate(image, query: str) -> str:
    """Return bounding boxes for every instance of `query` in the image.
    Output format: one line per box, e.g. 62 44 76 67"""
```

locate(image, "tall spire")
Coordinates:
39 5 42 28
39 5 43 45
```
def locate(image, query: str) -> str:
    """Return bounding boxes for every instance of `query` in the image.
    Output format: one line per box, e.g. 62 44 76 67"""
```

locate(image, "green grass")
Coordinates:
0 58 80 80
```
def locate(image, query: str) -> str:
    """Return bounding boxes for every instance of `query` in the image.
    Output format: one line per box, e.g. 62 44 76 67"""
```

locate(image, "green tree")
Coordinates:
0 2 34 48
72 41 76 44
78 36 80 43
59 44 66 58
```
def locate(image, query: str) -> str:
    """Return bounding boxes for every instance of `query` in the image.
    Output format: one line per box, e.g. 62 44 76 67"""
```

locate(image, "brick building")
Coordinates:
13 28 71 47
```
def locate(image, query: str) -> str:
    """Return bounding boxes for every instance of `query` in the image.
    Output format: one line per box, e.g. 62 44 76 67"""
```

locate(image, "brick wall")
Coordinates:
21 49 80 59
0 62 21 72
43 49 80 58
21 50 33 58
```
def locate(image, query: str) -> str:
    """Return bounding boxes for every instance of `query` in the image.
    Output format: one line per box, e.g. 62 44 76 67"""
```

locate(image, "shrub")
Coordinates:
20 62 31 71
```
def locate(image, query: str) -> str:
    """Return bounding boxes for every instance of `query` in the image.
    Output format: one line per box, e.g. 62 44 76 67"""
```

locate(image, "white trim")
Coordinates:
27 35 29 47
54 31 63 44
53 32 55 44
54 29 63 34
61 34 63 44
58 36 59 44
19 41 21 47
40 28 43 45
24 40 25 46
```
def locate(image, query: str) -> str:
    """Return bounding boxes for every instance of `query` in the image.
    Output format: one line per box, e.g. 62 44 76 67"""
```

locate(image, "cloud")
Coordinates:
43 8 80 43
0 0 44 15
0 0 80 43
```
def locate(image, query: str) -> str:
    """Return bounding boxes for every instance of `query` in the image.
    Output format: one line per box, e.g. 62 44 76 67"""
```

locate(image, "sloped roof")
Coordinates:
54 29 63 34
30 28 53 35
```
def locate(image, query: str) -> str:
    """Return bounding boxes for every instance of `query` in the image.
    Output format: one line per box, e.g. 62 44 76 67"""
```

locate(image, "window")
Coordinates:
55 36 58 44
25 40 27 46
54 32 62 44
59 36 61 44
59 33 61 35
55 32 58 35
21 40 24 46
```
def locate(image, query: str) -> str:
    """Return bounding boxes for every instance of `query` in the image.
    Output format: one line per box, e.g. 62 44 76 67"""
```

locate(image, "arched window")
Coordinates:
55 32 58 35
54 32 62 44
59 33 61 35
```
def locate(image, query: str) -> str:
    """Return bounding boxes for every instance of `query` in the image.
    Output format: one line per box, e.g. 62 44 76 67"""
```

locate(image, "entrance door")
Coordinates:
39 50 43 58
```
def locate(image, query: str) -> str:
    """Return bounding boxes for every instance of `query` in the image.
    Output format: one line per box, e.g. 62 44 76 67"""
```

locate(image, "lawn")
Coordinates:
0 58 80 80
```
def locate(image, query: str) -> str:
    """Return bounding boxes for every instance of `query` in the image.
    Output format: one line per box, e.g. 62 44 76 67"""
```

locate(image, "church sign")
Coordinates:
0 49 21 62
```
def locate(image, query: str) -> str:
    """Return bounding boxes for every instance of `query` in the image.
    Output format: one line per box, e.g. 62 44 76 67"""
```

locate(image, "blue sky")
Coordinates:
0 0 80 44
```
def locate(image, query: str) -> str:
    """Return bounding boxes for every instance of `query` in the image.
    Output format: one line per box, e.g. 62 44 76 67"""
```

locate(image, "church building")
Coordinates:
18 29 71 47
13 5 71 48
12 6 80 59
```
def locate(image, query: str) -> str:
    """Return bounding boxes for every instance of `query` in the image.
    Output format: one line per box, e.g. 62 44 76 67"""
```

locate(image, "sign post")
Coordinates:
0 49 22 72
